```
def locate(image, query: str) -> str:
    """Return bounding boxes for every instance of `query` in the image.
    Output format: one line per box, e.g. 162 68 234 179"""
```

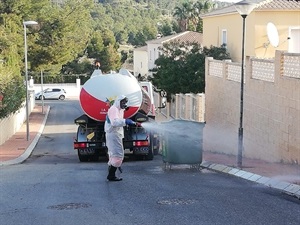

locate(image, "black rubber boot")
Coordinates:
107 166 122 181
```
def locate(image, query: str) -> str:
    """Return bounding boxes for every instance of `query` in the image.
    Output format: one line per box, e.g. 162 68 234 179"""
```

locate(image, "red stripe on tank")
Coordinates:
80 88 108 121
80 88 140 121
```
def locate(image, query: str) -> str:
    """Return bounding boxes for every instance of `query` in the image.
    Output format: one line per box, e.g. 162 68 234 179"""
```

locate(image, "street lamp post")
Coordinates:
234 0 256 168
23 20 38 141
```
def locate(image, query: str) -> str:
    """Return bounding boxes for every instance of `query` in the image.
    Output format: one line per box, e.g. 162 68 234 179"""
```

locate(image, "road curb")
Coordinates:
0 106 50 166
201 161 300 199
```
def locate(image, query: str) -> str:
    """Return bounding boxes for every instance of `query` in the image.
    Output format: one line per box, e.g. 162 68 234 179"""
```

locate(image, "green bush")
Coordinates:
0 67 25 119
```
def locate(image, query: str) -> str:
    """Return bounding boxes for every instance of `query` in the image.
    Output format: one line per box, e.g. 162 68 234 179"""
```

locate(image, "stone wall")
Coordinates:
204 50 300 164
0 91 35 145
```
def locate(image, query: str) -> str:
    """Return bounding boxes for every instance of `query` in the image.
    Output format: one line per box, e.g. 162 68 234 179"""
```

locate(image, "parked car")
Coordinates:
35 88 66 100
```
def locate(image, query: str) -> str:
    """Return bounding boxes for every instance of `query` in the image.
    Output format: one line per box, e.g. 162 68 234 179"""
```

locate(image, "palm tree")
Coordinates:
173 2 193 31
191 0 215 32
173 0 215 32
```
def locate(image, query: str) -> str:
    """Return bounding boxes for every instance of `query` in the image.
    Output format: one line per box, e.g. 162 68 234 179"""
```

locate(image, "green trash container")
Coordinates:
161 120 205 165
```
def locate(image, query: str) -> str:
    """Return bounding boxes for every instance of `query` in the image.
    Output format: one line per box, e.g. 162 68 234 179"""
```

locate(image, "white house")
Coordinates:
133 45 148 78
133 31 203 79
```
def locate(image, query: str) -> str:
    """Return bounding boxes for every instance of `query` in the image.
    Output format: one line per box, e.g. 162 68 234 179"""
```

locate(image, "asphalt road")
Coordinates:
0 100 299 225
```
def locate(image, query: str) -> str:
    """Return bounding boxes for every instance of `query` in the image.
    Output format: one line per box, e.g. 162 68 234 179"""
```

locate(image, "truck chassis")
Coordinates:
74 113 158 162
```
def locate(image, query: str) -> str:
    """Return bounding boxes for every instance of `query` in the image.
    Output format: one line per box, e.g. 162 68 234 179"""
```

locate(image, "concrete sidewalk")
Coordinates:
0 105 299 199
0 105 50 166
202 152 300 199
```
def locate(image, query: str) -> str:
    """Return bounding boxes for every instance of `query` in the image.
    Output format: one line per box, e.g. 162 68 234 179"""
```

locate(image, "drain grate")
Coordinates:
157 198 197 205
47 203 92 210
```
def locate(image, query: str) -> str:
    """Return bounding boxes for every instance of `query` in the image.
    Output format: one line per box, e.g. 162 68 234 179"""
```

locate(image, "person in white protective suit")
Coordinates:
104 95 136 181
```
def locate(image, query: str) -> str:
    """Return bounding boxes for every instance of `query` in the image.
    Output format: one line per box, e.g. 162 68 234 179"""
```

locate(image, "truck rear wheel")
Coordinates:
78 151 89 162
91 152 100 161
145 136 154 160
78 150 100 162
145 150 153 160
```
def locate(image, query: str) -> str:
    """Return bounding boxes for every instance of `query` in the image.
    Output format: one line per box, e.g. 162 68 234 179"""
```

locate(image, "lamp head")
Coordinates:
23 21 38 26
234 0 256 16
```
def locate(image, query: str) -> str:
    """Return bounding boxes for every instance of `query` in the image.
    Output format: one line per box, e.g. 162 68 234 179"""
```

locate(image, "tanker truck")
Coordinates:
73 68 166 162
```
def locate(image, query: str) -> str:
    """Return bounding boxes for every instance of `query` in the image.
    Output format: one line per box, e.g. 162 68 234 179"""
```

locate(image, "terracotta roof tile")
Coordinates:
146 33 184 44
146 31 203 45
256 0 300 10
172 31 203 44
201 0 300 17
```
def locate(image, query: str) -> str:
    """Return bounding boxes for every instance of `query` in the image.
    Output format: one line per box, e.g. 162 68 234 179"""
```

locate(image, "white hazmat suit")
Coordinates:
104 95 135 181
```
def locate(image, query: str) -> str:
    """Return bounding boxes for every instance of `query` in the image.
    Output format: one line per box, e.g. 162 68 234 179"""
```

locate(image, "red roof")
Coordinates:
201 0 300 18
146 31 203 45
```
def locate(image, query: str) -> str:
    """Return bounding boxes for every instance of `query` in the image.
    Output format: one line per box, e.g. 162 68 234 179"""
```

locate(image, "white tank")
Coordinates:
80 69 150 121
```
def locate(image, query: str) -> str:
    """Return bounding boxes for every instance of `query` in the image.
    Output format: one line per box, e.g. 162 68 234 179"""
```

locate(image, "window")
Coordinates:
222 29 227 48
288 27 300 53
142 86 148 92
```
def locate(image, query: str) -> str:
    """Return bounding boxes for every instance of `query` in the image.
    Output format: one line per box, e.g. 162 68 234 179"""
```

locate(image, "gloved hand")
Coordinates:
135 122 142 127
125 118 136 126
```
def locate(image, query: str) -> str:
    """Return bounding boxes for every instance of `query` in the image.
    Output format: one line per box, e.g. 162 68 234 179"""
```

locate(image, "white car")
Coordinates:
35 88 66 100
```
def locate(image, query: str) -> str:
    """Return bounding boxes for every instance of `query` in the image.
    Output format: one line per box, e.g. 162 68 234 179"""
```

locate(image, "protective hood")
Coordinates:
114 95 128 109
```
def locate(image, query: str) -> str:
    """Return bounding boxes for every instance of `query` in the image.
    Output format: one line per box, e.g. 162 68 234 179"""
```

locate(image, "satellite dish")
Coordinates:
267 22 279 47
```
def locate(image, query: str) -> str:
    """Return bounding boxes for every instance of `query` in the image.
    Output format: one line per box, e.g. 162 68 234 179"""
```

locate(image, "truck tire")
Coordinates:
145 149 153 160
78 151 89 162
145 135 154 160
91 151 100 162
153 135 159 155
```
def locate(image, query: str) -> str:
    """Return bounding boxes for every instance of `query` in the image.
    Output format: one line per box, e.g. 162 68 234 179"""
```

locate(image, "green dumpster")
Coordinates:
161 120 205 165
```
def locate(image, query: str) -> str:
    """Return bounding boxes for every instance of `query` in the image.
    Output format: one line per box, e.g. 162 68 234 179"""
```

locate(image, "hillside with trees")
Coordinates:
0 0 232 119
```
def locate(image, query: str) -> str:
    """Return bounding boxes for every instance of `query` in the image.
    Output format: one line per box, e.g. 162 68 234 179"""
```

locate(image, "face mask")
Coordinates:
120 97 128 109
